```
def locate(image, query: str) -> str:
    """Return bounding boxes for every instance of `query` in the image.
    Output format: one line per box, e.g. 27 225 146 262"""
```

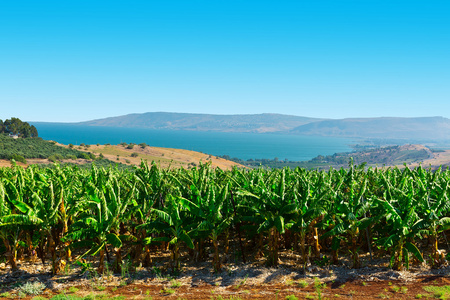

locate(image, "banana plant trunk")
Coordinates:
313 227 320 259
98 248 105 274
172 243 181 270
143 245 152 267
49 235 58 275
393 240 404 271
114 247 122 273
3 238 18 270
255 233 264 259
212 237 221 272
430 231 441 264
224 229 230 255
26 231 37 262
268 227 279 266
300 230 307 264
350 228 360 268
61 200 71 262
332 248 339 264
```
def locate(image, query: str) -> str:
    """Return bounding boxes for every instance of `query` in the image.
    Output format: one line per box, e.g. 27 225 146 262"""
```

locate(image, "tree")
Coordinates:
0 118 38 137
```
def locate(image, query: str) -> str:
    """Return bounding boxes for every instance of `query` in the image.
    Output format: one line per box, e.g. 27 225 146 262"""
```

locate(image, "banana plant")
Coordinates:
192 180 232 271
291 169 330 265
30 168 66 274
322 163 374 268
137 194 195 271
0 176 42 270
411 167 450 265
239 168 297 266
64 169 125 274
376 170 424 270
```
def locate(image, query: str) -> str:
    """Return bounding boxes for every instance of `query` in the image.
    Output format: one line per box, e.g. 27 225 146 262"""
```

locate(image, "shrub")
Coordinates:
47 154 64 162
78 153 92 160
127 144 135 149
18 281 46 295
139 143 147 149
131 152 138 157
10 154 27 164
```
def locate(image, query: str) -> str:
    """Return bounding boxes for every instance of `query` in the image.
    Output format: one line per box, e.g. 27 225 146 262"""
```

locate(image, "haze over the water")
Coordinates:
1 1 449 122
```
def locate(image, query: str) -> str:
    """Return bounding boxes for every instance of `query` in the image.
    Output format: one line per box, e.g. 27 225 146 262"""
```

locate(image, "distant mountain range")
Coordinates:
290 117 450 140
79 112 450 140
81 112 323 133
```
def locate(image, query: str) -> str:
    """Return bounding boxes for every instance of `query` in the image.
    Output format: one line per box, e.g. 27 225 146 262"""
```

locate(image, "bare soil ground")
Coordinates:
2 249 450 299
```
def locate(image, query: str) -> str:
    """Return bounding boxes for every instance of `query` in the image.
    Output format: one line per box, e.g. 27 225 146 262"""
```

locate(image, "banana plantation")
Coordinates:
1 161 450 276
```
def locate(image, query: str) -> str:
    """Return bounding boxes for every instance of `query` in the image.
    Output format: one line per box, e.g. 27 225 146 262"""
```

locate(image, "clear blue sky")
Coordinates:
1 1 449 122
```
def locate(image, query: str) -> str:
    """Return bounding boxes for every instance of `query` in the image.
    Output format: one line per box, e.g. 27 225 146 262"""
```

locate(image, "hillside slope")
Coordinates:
81 143 246 169
290 117 450 140
0 134 245 170
79 112 450 141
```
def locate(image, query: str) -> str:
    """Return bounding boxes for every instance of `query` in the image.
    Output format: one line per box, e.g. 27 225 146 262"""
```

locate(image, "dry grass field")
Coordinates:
0 143 246 170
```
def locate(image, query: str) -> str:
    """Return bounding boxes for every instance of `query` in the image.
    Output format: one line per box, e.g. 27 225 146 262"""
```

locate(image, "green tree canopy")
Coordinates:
0 118 38 138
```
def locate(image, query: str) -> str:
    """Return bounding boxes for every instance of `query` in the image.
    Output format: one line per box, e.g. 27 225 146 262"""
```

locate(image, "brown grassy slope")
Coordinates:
0 143 246 170
66 143 246 170
405 144 450 169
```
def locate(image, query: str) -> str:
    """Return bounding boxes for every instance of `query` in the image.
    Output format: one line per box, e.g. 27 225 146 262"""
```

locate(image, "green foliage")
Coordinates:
68 287 80 293
0 117 38 137
36 159 132 170
422 285 450 299
220 145 430 169
0 134 90 160
9 154 27 164
170 279 182 288
160 288 175 294
48 153 64 162
0 161 450 277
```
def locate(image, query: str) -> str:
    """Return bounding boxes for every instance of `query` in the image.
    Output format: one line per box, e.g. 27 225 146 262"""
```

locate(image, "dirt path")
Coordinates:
2 250 450 300
3 274 450 299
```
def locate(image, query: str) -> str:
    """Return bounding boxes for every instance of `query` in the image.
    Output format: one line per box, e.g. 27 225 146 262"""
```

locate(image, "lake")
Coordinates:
32 123 353 161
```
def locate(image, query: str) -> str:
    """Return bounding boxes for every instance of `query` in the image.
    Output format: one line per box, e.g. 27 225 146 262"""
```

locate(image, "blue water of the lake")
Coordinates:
32 123 353 161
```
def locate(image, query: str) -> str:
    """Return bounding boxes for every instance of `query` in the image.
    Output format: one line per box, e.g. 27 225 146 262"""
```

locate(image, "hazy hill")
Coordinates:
80 112 323 133
79 112 450 141
290 117 450 140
